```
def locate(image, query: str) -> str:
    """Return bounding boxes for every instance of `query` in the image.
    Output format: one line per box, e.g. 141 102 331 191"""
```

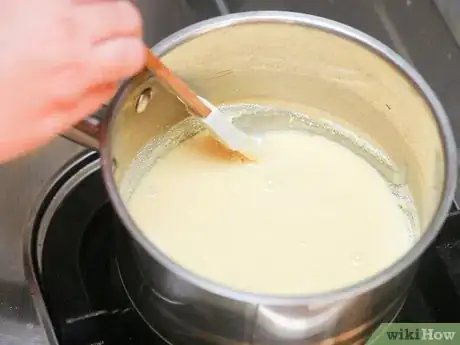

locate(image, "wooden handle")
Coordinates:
144 47 211 117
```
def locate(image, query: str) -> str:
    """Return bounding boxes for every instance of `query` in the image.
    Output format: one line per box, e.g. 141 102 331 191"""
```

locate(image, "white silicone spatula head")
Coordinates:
143 47 261 160
198 97 261 160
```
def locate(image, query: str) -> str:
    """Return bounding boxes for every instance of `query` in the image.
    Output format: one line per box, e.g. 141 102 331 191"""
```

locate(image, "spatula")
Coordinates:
143 47 261 160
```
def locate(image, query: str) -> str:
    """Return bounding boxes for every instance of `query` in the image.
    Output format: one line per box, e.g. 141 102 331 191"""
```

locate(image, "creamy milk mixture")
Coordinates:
126 115 417 295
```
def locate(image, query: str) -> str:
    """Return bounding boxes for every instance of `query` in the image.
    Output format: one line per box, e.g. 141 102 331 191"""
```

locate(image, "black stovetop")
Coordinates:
31 152 460 345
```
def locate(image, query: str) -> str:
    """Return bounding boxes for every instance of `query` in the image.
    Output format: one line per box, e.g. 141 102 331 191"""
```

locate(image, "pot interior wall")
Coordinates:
111 19 445 234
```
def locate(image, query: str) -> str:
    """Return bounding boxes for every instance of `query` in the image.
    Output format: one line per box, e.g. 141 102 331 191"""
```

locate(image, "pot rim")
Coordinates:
101 11 457 305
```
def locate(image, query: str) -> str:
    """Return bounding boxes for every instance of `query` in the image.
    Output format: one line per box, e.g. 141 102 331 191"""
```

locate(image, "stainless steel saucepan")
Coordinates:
62 11 457 345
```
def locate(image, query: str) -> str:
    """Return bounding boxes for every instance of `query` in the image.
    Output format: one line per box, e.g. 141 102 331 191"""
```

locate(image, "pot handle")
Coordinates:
60 105 107 149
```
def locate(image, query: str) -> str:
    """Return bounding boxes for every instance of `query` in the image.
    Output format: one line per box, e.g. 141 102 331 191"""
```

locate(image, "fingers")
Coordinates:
1 83 119 163
47 1 145 101
43 82 119 134
76 1 143 44
0 82 116 163
87 37 146 85
75 0 146 89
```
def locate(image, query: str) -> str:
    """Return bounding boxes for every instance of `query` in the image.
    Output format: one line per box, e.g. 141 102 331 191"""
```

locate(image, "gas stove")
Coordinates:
22 151 460 345
2 1 460 344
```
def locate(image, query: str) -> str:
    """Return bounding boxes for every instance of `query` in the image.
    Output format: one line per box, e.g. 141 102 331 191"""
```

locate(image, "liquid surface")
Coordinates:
127 129 416 295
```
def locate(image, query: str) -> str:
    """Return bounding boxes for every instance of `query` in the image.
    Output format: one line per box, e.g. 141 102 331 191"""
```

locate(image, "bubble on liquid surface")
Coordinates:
352 255 362 266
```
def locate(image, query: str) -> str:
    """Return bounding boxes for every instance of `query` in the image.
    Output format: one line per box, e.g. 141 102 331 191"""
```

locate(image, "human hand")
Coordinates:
0 0 145 162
